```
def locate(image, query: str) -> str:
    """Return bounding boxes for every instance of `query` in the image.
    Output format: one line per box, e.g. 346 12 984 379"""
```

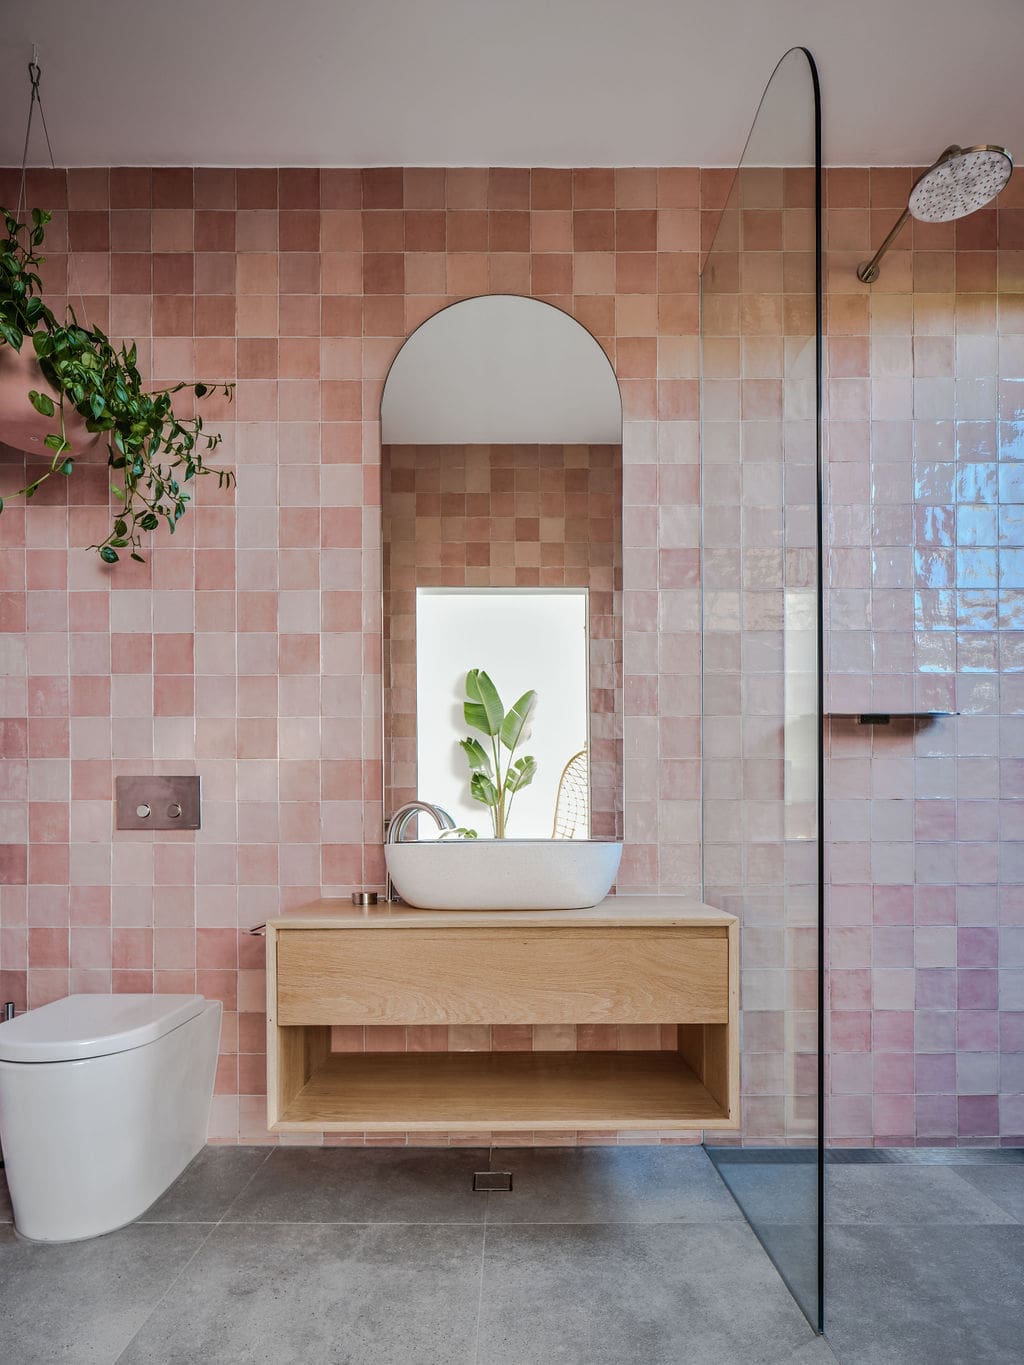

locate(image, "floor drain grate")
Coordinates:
473 1170 513 1192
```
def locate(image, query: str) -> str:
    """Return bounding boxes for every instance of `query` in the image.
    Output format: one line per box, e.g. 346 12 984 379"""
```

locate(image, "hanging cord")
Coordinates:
16 58 57 219
15 53 88 324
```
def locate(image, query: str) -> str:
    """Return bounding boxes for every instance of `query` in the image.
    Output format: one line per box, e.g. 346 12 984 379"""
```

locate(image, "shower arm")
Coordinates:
856 145 962 283
856 207 911 283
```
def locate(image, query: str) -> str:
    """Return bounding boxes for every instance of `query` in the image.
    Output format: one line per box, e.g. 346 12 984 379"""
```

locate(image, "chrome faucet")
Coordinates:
384 800 457 902
385 800 457 843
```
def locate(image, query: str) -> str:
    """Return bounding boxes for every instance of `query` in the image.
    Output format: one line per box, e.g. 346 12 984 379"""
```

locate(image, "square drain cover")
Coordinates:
473 1170 513 1192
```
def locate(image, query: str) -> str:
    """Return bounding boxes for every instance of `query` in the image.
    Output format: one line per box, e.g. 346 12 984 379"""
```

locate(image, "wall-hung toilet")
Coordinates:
0 993 221 1242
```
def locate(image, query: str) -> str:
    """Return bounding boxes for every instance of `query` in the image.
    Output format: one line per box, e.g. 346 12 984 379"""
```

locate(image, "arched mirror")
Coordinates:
380 295 623 842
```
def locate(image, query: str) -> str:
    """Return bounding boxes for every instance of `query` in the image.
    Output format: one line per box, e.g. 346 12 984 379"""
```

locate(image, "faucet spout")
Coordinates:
384 801 457 903
385 800 457 844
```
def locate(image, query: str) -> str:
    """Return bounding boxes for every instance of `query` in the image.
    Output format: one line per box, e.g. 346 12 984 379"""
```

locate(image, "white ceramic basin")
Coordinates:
384 839 623 911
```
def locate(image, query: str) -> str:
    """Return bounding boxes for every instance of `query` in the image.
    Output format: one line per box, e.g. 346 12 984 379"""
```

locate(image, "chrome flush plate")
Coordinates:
116 775 201 830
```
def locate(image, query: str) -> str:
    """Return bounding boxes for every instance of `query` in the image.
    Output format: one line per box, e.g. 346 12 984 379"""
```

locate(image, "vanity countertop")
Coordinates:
267 894 736 931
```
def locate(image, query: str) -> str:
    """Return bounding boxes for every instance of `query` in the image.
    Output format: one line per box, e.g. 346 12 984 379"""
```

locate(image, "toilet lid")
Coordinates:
0 994 207 1063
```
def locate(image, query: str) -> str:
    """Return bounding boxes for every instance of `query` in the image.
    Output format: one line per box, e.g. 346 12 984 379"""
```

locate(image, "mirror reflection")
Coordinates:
416 588 589 838
380 295 623 841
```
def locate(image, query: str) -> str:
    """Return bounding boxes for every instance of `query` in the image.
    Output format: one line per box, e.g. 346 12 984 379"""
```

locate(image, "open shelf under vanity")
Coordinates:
273 1039 733 1132
265 898 739 1135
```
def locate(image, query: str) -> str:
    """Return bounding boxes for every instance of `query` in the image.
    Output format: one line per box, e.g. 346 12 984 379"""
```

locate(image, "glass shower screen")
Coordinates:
700 47 824 1331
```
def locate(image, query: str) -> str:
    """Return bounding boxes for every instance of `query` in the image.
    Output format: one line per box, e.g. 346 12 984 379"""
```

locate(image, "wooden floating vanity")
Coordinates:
265 896 739 1134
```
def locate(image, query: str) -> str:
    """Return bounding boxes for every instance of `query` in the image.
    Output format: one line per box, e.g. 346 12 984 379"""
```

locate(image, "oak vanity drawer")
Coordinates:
275 927 729 1026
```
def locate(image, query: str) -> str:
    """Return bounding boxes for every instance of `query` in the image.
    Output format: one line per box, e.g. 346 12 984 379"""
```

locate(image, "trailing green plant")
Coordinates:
459 668 537 838
0 207 234 563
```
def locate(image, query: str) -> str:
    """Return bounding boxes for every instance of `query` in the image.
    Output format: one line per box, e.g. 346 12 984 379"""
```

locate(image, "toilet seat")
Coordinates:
0 993 206 1063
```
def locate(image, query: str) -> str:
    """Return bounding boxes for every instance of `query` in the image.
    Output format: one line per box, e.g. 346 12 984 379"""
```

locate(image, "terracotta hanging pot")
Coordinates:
0 342 101 457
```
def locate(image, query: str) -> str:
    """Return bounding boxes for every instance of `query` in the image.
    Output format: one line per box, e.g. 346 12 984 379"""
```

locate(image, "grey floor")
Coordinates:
0 1146 1021 1364
0 1145 828 1365
825 1158 1024 1365
714 1151 1024 1365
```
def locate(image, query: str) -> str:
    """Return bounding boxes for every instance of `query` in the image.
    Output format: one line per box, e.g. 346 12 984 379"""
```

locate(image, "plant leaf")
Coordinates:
500 689 537 754
459 737 492 775
505 755 538 794
469 772 500 807
0 205 236 565
464 668 504 736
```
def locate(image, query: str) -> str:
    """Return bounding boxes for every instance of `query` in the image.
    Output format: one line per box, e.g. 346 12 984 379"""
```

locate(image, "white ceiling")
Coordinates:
1 0 1021 169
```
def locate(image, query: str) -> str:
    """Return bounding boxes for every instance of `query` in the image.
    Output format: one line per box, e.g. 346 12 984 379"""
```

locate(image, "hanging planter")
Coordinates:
0 207 235 563
0 332 100 456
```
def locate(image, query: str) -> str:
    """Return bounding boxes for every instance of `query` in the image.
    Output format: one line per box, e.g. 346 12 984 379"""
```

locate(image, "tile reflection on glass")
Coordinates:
914 588 956 630
956 548 999 589
998 420 1024 459
915 550 954 588
956 590 999 632
956 505 997 546
918 505 955 546
957 463 998 503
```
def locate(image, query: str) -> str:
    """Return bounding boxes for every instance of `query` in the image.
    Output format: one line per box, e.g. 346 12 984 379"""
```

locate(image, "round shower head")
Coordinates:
858 143 1014 282
908 144 1013 223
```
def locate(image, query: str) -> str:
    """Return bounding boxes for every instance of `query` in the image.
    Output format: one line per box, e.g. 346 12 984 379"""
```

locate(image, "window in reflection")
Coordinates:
416 588 589 838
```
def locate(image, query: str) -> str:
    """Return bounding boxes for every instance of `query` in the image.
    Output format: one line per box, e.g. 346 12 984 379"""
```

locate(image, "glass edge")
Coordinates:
698 42 826 1337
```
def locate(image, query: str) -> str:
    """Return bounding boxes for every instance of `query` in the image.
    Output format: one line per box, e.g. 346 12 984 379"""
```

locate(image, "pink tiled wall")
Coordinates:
700 161 820 1147
0 166 710 1145
1 163 1019 1148
825 167 1024 1146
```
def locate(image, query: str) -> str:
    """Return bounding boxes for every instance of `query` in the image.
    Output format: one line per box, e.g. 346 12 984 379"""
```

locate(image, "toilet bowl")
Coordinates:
0 993 221 1242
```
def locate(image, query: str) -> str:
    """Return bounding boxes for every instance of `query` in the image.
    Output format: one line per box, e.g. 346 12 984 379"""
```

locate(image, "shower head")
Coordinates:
909 144 1014 222
856 143 1013 283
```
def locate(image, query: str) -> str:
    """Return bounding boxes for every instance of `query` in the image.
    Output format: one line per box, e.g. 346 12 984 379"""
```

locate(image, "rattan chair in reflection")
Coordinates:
551 748 589 839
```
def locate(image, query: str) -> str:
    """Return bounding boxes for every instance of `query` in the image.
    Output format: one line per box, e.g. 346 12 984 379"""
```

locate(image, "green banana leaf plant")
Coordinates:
459 668 537 838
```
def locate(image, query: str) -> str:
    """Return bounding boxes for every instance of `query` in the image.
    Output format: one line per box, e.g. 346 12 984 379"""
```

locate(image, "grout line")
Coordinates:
201 1218 489 1226
210 1146 276 1224
112 1220 219 1364
941 1166 1023 1226
704 1148 824 1335
472 1217 488 1365
473 1141 492 1365
112 1147 275 1363
819 1335 842 1363
125 1217 773 1227
133 1219 220 1226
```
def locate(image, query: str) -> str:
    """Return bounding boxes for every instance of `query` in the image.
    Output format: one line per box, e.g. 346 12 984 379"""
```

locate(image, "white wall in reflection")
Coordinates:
416 588 589 838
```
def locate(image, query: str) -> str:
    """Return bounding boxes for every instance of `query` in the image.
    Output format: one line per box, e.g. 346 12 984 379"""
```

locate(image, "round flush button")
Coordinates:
136 804 151 819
